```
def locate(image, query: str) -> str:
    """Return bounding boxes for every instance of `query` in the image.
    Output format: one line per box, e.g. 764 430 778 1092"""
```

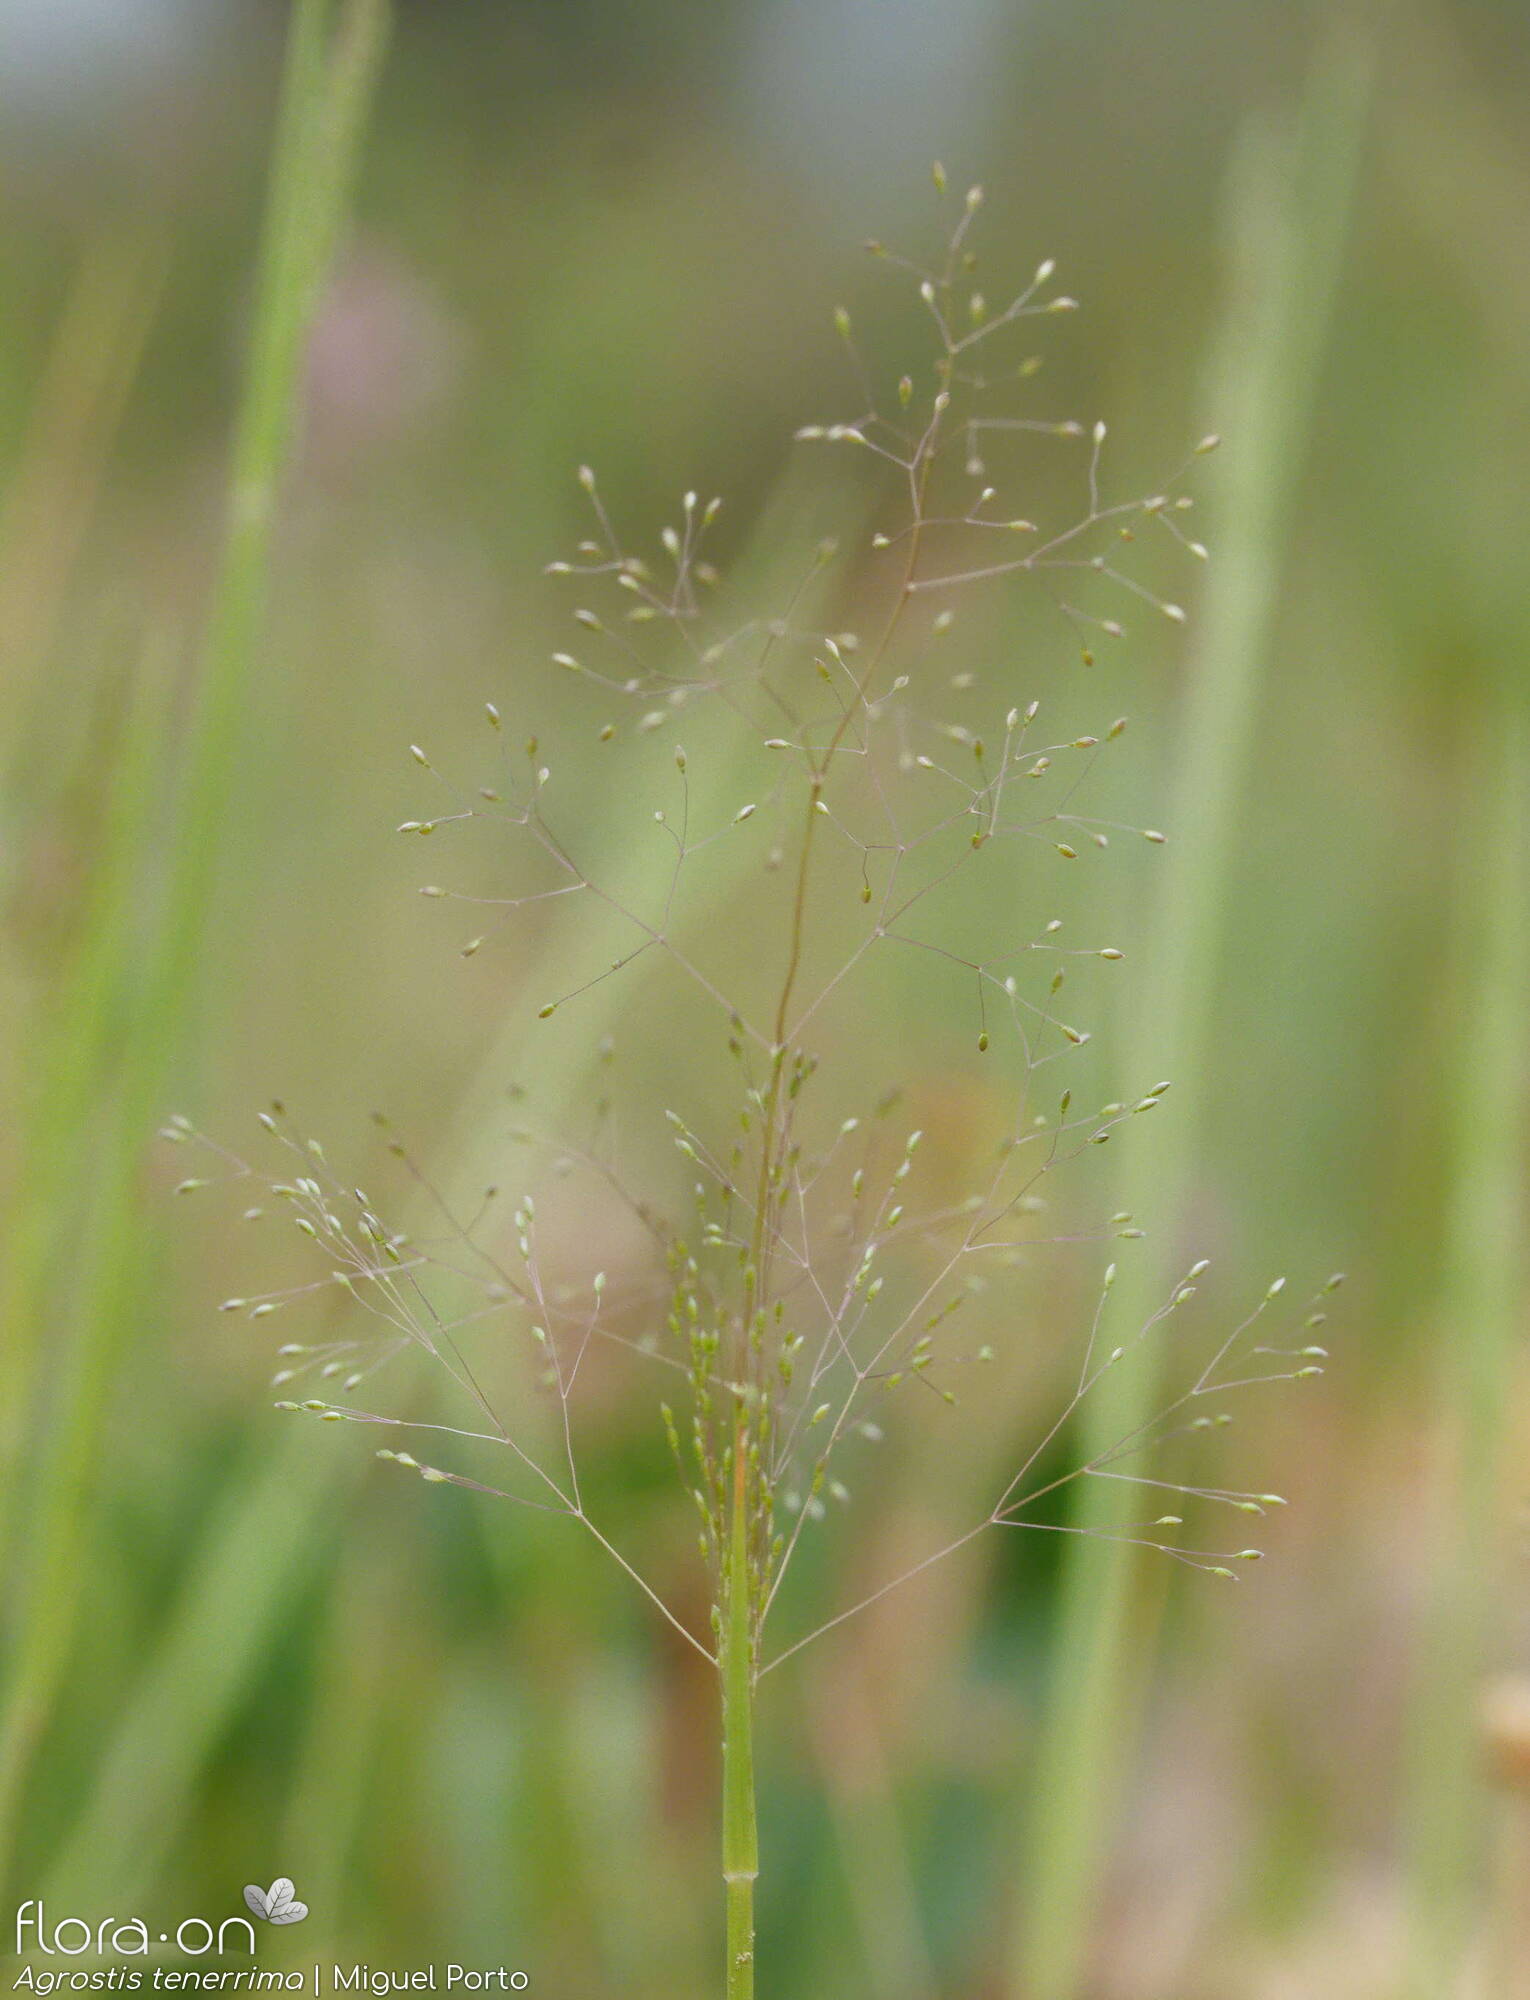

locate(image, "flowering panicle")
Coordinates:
171 177 1332 1682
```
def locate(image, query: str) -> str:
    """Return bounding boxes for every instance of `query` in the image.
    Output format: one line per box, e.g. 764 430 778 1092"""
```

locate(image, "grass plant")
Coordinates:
173 178 1331 1996
0 7 1523 1993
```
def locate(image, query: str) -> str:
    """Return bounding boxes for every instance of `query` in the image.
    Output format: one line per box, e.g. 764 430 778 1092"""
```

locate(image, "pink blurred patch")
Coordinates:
302 239 464 466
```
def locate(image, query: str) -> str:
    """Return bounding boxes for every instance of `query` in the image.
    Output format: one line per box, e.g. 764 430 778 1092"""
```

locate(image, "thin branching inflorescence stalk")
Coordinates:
177 173 1332 1996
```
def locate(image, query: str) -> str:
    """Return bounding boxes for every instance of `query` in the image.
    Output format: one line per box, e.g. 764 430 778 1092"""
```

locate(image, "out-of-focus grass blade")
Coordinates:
0 654 168 1550
0 0 391 1883
1401 692 1529 1990
154 0 390 1006
810 1656 935 2000
1385 27 1530 1982
275 1567 396 1940
0 647 178 1864
0 231 167 1529
0 227 167 714
1009 30 1378 1999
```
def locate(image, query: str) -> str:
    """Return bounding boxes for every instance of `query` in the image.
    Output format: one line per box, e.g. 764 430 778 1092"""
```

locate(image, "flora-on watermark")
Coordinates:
13 1902 256 1960
10 1899 532 1997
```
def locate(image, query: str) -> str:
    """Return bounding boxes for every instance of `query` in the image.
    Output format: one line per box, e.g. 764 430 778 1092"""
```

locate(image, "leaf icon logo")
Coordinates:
243 1879 309 1926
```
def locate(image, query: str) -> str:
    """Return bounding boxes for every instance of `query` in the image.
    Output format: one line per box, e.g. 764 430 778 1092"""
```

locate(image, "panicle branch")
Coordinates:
172 176 1328 1684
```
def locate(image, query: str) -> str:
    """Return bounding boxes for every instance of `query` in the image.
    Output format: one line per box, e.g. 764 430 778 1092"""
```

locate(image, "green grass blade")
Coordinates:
0 232 168 1546
0 652 169 1561
0 227 167 703
1402 692 1530 1991
0 647 176 1829
155 0 389 1004
1009 33 1378 1998
0 0 391 1882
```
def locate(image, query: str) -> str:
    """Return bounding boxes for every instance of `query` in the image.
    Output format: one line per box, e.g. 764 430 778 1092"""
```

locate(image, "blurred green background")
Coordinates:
3 1 1529 1994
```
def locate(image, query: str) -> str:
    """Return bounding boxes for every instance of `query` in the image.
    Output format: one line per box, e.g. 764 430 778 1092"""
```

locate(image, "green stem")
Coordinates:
722 1432 758 2000
716 499 929 1999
